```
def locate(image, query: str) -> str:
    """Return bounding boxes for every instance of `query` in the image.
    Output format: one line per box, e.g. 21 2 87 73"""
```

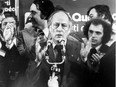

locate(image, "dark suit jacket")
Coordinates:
96 42 115 87
0 37 28 87
0 39 9 87
24 35 85 87
86 44 115 87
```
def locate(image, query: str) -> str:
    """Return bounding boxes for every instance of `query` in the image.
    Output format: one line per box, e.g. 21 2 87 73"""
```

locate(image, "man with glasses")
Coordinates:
31 9 83 87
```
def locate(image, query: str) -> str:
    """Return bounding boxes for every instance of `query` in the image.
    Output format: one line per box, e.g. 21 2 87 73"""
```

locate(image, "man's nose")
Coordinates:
28 13 32 18
91 32 96 37
57 24 62 31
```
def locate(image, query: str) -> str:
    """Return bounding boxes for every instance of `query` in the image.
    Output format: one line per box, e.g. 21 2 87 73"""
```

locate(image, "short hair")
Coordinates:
83 18 112 44
33 0 54 20
87 5 113 25
47 9 72 28
1 12 18 27
1 12 18 37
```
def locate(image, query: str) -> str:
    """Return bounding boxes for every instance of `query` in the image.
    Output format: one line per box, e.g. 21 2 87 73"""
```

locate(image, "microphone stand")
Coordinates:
45 40 66 77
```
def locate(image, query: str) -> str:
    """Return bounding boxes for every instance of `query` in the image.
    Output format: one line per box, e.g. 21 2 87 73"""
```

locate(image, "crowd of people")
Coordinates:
0 0 115 87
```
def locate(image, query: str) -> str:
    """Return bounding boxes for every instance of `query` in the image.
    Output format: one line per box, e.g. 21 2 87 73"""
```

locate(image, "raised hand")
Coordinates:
35 35 47 66
80 37 92 62
3 23 15 43
48 72 59 87
91 52 105 63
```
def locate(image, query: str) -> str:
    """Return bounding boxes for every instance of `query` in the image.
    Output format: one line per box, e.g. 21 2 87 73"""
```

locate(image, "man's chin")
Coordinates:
54 37 64 43
91 43 98 47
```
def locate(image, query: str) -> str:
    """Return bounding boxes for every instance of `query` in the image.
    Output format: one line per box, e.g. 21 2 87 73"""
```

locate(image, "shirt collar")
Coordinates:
95 44 102 51
51 39 67 49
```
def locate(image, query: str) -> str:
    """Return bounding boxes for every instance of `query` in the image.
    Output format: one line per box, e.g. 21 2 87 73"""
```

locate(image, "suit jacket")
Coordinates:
0 38 9 87
0 37 29 87
86 44 113 87
24 35 85 87
17 29 38 62
96 42 115 87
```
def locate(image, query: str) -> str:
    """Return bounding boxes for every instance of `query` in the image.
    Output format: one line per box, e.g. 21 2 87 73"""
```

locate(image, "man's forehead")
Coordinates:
89 8 97 14
30 3 38 11
89 24 103 31
52 11 69 22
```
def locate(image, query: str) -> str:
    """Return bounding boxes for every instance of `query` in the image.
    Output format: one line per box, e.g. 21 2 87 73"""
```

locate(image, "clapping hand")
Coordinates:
80 37 92 62
3 23 14 43
48 72 59 87
35 35 47 65
90 51 105 63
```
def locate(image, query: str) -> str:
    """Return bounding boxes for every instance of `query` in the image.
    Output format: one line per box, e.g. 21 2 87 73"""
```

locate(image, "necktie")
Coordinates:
54 45 63 62
54 45 64 86
88 47 98 64
89 47 97 57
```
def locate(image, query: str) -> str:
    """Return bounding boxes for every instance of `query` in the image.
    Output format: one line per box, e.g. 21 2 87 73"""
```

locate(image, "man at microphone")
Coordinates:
33 9 84 87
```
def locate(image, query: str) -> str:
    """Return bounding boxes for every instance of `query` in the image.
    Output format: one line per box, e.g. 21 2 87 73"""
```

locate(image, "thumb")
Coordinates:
51 72 55 79
81 43 85 51
0 41 2 48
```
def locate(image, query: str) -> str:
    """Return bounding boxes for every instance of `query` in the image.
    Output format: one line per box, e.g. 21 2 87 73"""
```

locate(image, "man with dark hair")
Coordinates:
18 0 55 71
71 4 114 45
18 0 55 58
0 12 25 87
21 8 85 87
80 18 113 87
86 4 116 46
17 0 55 86
32 0 55 20
87 4 113 25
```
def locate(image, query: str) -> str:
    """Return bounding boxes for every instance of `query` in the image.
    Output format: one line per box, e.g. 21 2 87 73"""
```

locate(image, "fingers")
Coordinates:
51 72 55 79
24 23 33 29
5 23 14 31
49 74 58 82
0 41 2 48
91 53 101 62
80 42 91 59
3 29 12 41
3 23 15 41
88 36 92 42
80 43 86 56
82 38 87 44
81 43 85 50
48 75 59 87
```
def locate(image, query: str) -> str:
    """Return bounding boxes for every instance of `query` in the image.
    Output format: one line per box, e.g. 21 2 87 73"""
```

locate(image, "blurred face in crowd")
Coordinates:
49 11 71 44
88 23 104 47
0 12 5 23
1 17 16 40
29 3 43 26
88 8 110 24
88 8 98 19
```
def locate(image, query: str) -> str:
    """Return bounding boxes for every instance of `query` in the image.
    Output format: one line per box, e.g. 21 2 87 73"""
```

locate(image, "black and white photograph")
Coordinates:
0 0 115 87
